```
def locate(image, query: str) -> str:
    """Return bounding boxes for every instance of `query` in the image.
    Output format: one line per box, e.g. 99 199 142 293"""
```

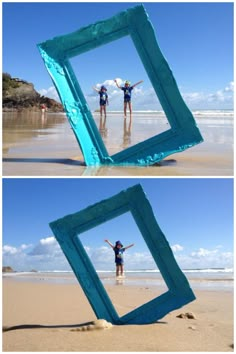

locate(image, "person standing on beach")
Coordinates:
114 79 143 119
41 103 47 114
104 239 134 277
93 85 109 118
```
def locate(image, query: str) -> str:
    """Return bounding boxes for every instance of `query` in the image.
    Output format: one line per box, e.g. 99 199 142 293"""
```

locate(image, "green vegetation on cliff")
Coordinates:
2 73 63 112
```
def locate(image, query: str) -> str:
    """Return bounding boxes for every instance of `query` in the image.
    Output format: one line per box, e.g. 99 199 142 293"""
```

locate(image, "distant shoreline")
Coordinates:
3 108 234 115
3 268 233 293
2 107 64 113
3 267 233 274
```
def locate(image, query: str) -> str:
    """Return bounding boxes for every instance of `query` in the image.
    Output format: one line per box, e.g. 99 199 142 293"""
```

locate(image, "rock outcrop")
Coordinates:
2 266 14 273
3 73 63 112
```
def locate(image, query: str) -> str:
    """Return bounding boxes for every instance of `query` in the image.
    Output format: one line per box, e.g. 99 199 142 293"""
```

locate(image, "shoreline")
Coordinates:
3 272 233 294
3 278 233 351
2 108 234 114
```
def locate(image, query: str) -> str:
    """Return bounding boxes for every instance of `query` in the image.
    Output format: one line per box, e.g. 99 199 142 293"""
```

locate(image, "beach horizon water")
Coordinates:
3 267 233 292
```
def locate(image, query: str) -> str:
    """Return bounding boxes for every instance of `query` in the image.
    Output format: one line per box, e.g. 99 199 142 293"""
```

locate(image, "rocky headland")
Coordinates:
2 266 14 273
3 73 63 112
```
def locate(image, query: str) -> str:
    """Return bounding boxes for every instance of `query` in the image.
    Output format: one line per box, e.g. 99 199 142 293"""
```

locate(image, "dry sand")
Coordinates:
2 278 233 352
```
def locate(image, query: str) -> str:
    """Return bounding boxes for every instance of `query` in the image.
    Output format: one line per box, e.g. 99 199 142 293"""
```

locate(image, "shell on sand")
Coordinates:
70 319 113 332
176 312 196 319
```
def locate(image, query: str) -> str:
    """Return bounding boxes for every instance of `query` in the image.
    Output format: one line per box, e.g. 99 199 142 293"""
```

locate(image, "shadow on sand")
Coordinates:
3 157 177 167
3 157 85 166
3 320 167 332
3 321 93 332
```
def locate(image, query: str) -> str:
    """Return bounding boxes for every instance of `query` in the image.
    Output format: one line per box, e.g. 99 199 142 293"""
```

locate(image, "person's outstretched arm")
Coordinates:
104 239 114 248
124 243 135 250
132 80 143 88
114 79 122 89
92 86 100 92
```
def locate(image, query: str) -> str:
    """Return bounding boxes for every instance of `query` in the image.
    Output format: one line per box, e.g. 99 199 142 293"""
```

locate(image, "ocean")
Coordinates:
3 267 234 292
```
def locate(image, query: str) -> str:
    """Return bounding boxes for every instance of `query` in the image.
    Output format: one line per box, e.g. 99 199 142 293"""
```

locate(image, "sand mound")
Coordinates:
70 319 113 332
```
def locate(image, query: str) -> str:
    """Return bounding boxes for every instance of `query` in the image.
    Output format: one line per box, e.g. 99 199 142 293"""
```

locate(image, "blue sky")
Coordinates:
2 178 233 271
3 2 234 110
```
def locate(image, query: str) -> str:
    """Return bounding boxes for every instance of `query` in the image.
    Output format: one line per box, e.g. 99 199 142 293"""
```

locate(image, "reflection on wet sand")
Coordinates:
123 119 132 148
99 116 108 138
2 111 234 176
3 111 67 154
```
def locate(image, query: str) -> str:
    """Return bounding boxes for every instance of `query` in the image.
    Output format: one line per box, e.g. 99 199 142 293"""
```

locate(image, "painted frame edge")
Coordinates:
49 184 195 325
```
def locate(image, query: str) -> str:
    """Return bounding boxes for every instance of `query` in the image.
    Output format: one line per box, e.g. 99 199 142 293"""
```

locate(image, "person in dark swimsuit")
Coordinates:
93 85 109 118
104 239 134 276
114 79 143 120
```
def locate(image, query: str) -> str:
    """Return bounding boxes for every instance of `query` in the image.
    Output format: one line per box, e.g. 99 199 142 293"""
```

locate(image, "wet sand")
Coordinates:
2 111 233 176
2 278 233 352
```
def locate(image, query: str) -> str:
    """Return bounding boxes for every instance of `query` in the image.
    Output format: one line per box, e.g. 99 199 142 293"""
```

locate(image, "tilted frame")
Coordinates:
37 5 203 166
49 184 195 324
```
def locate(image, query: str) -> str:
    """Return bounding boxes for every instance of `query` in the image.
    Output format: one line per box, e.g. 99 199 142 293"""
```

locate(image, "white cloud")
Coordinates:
190 247 217 257
29 236 60 256
104 78 122 87
182 82 234 109
176 247 233 269
3 245 19 255
38 86 59 101
171 244 184 252
89 246 114 269
21 244 32 250
125 252 156 270
40 236 55 245
3 239 233 272
38 80 234 111
224 81 234 92
3 237 68 271
3 244 32 255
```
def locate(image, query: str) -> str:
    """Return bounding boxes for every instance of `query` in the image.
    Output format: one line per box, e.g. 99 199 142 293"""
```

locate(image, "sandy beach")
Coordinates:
2 110 233 176
2 276 233 352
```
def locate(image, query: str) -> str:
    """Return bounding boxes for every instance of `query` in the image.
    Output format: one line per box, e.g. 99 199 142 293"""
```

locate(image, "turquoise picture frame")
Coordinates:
38 5 203 166
49 184 195 325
